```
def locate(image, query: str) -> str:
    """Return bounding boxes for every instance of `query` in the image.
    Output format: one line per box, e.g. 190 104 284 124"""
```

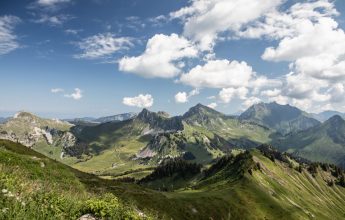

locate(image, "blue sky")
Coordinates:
1 0 345 118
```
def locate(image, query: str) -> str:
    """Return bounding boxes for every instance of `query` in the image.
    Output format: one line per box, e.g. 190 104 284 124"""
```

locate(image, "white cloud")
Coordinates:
180 59 253 88
175 92 188 103
75 33 133 59
260 88 281 97
188 88 200 96
123 94 154 108
233 0 345 112
51 88 64 93
119 33 198 78
242 97 261 110
174 88 199 103
148 15 168 27
218 87 248 103
64 29 81 35
171 0 283 50
0 15 20 55
207 102 217 109
36 0 70 7
64 88 82 100
32 14 72 26
261 18 345 62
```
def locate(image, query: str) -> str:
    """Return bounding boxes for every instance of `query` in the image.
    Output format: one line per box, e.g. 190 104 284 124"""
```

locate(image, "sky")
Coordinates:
1 0 345 118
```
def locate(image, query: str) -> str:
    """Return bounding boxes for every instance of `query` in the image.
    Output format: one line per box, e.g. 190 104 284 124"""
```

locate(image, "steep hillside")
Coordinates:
273 115 345 167
0 140 148 219
182 104 272 146
0 112 81 162
137 146 345 219
239 102 320 135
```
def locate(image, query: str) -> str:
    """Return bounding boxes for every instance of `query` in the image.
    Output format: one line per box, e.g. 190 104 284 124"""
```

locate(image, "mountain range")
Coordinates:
2 103 345 219
2 102 345 171
65 113 136 125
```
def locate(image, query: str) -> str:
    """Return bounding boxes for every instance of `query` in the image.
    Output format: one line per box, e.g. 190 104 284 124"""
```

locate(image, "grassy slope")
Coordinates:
71 120 152 176
125 150 345 220
273 116 345 166
2 139 345 219
250 150 345 219
0 140 147 219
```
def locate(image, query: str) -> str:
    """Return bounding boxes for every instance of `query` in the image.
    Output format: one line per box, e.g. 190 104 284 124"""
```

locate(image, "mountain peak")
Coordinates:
13 111 38 120
239 102 320 135
157 111 170 118
137 108 153 120
184 103 221 117
136 108 183 132
195 103 205 108
182 103 225 128
325 115 344 125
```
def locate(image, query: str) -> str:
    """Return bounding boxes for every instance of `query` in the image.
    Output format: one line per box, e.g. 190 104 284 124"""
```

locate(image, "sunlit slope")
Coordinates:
134 147 345 219
273 115 345 167
0 139 149 219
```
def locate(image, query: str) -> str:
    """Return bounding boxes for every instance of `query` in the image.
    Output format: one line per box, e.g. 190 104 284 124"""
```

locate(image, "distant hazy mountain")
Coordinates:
239 102 320 135
0 117 10 124
94 112 137 123
273 115 345 167
311 110 345 122
66 113 136 125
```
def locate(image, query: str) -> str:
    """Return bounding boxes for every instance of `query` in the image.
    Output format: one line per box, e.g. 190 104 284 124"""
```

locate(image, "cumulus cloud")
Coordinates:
123 94 154 108
51 88 64 93
207 102 217 109
179 58 282 107
75 33 133 59
233 0 345 112
261 18 345 63
260 88 281 98
0 15 20 55
171 0 283 50
175 89 199 103
218 87 248 103
64 88 82 100
119 33 198 78
242 97 261 110
174 92 188 103
180 59 253 88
